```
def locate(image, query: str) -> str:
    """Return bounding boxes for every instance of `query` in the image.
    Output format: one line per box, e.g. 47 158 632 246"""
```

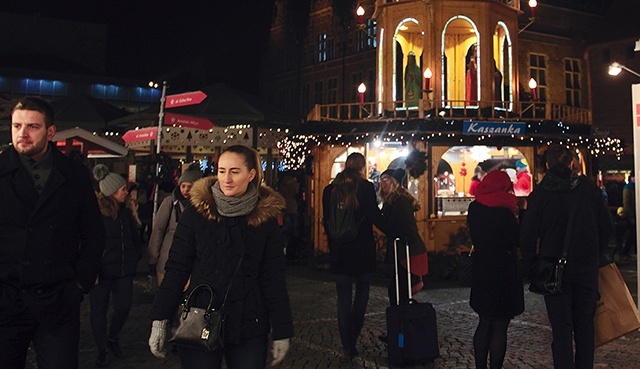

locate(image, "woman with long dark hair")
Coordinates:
322 152 389 361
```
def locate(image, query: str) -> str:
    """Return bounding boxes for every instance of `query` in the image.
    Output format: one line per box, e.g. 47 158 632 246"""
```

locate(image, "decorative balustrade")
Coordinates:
307 99 591 125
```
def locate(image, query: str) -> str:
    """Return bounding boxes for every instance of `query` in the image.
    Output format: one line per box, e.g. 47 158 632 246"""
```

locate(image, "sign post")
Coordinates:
153 81 168 217
152 88 208 216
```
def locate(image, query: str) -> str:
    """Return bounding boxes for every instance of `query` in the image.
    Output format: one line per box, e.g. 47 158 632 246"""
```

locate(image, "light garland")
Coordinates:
277 119 624 170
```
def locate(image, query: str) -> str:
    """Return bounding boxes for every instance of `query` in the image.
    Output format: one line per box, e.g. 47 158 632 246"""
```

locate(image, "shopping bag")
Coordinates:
594 263 640 347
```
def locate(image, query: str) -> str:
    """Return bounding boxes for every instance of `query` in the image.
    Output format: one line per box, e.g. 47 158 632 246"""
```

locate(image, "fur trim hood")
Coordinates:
189 176 285 227
96 192 134 219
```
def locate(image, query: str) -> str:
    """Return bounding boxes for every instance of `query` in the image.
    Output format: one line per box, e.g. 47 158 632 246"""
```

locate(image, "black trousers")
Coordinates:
544 271 599 369
89 276 134 352
0 295 81 369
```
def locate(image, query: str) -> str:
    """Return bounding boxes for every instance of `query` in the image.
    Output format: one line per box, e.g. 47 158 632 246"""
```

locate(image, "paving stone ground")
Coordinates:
24 257 640 369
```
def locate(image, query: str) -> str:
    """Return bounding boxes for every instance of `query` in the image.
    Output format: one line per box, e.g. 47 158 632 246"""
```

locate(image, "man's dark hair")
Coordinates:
11 96 55 127
545 145 573 169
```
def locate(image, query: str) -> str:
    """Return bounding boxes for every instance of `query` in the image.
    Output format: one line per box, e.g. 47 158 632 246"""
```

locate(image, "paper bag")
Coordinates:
594 263 640 347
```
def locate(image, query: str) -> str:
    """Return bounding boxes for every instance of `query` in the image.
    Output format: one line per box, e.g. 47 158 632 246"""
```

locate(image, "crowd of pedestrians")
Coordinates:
0 96 630 369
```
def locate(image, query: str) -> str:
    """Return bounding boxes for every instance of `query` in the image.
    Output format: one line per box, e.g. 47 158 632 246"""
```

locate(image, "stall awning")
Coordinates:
53 127 128 158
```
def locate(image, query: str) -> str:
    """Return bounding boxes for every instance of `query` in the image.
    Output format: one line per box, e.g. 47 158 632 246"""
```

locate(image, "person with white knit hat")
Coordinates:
148 162 202 286
90 164 142 366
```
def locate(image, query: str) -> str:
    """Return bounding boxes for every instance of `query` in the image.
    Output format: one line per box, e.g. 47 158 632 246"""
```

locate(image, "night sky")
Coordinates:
4 0 276 94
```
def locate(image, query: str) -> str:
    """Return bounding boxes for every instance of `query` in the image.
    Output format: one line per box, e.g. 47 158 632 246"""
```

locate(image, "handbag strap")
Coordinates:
218 219 247 310
560 195 580 262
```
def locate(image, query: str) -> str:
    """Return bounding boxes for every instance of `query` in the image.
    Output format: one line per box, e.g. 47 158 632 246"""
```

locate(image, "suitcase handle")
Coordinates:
393 237 413 305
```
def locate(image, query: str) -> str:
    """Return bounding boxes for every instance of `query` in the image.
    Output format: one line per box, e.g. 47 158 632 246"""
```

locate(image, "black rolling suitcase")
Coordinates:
386 238 439 366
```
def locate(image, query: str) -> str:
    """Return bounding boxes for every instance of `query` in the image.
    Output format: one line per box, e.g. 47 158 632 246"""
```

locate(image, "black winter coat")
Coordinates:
0 144 105 329
149 177 294 344
467 201 524 319
381 190 425 261
322 177 389 276
520 166 614 275
96 194 142 279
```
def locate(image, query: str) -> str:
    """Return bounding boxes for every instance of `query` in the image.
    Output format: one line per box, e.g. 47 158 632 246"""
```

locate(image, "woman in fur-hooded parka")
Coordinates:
149 176 294 347
96 192 142 279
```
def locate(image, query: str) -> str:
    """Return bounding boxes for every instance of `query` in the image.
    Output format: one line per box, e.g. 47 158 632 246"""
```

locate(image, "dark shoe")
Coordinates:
107 339 124 358
96 351 108 367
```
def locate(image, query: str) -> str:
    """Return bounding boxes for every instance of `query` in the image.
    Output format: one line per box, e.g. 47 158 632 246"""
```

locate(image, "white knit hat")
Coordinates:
93 164 126 197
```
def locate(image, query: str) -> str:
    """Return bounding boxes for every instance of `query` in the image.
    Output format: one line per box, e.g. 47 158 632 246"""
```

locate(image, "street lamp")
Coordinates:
609 62 640 79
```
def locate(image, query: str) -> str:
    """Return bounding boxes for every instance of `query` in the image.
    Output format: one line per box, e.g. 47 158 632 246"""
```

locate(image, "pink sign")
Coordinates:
165 113 214 130
122 127 158 143
165 91 207 108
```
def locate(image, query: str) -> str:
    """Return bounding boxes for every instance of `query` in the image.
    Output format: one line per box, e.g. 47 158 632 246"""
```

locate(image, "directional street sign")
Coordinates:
165 113 214 130
165 91 207 108
122 127 158 143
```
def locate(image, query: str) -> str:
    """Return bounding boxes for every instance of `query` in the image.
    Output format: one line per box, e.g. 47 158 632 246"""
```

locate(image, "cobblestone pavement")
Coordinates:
25 261 640 369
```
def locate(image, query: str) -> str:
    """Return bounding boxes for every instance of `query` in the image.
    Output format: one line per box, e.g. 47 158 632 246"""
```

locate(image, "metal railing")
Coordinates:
307 99 591 125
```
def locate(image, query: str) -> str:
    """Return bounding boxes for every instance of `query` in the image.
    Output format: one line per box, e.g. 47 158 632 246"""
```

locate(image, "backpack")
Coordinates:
327 187 359 244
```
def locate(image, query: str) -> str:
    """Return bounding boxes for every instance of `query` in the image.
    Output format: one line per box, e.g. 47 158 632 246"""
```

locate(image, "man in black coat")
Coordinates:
0 96 105 369
520 145 613 369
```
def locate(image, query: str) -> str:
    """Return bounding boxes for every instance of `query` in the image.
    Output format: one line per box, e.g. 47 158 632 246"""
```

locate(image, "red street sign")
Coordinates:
165 113 214 130
165 91 207 108
122 127 158 143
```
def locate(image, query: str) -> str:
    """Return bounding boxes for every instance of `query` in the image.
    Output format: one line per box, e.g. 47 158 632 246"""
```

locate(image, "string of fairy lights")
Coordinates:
276 119 624 170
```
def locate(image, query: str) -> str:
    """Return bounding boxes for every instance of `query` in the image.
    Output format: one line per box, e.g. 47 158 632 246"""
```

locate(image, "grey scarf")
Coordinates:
211 181 258 217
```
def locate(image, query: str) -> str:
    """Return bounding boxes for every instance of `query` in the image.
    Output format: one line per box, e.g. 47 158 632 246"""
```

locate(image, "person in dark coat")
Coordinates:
148 162 202 287
379 168 428 303
90 164 142 366
0 96 105 368
520 146 614 369
467 170 524 369
148 145 293 369
322 152 389 360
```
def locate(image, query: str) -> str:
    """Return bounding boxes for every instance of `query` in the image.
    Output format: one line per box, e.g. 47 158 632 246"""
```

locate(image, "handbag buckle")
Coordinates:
201 327 210 340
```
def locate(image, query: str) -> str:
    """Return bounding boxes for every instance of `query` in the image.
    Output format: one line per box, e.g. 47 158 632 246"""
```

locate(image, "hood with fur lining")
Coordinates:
96 192 134 219
189 176 285 227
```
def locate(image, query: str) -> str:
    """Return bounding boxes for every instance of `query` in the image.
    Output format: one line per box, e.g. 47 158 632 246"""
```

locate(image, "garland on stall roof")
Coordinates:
277 119 624 171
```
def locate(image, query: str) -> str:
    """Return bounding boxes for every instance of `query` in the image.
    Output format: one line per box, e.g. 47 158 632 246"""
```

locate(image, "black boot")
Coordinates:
107 339 124 358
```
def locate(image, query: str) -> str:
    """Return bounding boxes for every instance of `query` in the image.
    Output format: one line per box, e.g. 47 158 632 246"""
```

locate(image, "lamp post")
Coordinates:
609 62 640 79
609 60 640 308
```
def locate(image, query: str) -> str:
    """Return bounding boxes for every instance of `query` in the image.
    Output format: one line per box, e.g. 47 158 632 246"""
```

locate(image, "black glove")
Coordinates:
148 264 157 277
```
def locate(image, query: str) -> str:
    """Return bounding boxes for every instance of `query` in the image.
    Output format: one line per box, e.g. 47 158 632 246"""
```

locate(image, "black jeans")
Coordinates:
177 334 268 369
0 296 81 369
335 273 371 353
544 271 599 369
89 275 134 352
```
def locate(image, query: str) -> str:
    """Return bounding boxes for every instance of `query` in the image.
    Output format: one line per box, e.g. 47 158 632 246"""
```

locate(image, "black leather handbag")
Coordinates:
168 284 225 352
